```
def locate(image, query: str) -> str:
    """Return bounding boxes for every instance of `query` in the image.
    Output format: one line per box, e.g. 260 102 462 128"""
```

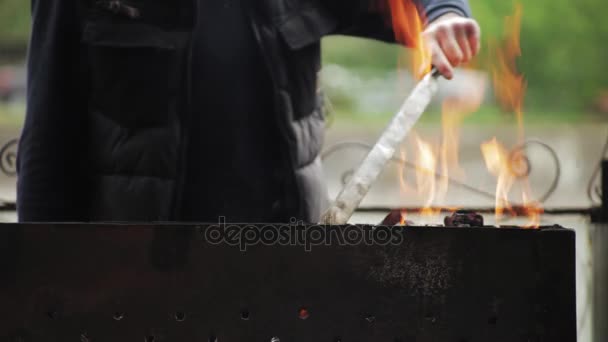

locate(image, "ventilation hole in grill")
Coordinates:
298 307 310 320
333 337 342 342
457 339 469 342
394 338 403 342
175 311 186 322
424 314 437 324
488 315 498 325
113 312 125 321
241 309 250 320
209 334 217 342
144 335 155 342
80 332 90 342
46 310 58 320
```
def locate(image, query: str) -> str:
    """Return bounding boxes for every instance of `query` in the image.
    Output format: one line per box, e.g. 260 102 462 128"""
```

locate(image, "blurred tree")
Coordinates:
322 0 608 112
472 0 608 110
0 0 606 112
0 0 30 43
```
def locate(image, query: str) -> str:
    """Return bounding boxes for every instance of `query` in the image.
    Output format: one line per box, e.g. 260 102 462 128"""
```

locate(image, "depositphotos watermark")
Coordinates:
202 217 404 251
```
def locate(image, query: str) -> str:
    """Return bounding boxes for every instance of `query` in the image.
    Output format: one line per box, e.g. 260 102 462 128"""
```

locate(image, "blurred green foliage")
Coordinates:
322 0 608 112
0 0 606 113
0 0 29 43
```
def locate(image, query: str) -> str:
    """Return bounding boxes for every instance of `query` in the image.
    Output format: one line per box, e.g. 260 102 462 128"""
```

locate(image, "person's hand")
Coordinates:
423 13 481 79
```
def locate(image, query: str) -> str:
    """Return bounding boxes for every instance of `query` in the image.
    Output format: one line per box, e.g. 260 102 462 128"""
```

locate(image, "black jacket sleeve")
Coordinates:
328 0 472 45
422 0 471 23
17 0 88 221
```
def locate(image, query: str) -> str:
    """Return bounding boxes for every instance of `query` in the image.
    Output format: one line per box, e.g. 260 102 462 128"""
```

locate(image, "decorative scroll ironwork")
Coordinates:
321 139 561 206
0 138 18 177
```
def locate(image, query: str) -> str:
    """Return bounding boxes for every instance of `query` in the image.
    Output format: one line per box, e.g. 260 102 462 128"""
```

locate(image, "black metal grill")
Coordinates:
0 224 576 342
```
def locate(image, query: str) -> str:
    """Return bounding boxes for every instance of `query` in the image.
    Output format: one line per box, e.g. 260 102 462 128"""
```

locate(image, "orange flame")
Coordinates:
522 192 544 228
490 3 526 143
441 73 488 184
397 75 486 223
398 135 443 223
378 0 432 77
400 210 407 225
414 136 438 210
387 1 540 227
383 0 434 209
481 138 515 219
390 0 487 223
483 3 542 227
386 0 439 223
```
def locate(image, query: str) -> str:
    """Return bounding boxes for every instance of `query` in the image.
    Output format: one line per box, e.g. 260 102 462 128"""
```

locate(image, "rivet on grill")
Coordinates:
270 337 280 342
80 332 90 342
298 307 310 320
241 309 250 320
46 310 58 320
113 312 125 321
175 311 186 322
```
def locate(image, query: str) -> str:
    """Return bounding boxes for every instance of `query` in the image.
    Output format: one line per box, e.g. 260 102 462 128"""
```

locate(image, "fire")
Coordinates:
398 135 444 223
483 3 542 227
384 0 440 223
414 136 438 211
480 138 544 226
400 210 407 225
386 1 541 227
378 0 432 77
398 140 452 225
387 0 486 223
522 192 544 228
490 3 526 143
441 73 488 185
481 138 515 219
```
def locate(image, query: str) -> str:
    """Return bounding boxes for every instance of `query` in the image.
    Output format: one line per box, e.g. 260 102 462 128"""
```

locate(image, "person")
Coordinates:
17 0 480 223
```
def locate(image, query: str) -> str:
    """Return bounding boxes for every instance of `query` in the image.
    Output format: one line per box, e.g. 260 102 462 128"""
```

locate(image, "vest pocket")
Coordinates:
82 20 184 128
277 3 338 50
276 4 337 120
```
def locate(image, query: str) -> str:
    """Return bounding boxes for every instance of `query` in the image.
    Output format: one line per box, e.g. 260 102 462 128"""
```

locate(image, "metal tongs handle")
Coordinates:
320 68 441 225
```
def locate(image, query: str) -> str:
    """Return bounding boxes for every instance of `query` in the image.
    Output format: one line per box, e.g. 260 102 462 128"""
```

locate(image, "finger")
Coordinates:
464 20 481 56
438 33 464 67
435 25 464 67
455 24 472 63
431 42 454 79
